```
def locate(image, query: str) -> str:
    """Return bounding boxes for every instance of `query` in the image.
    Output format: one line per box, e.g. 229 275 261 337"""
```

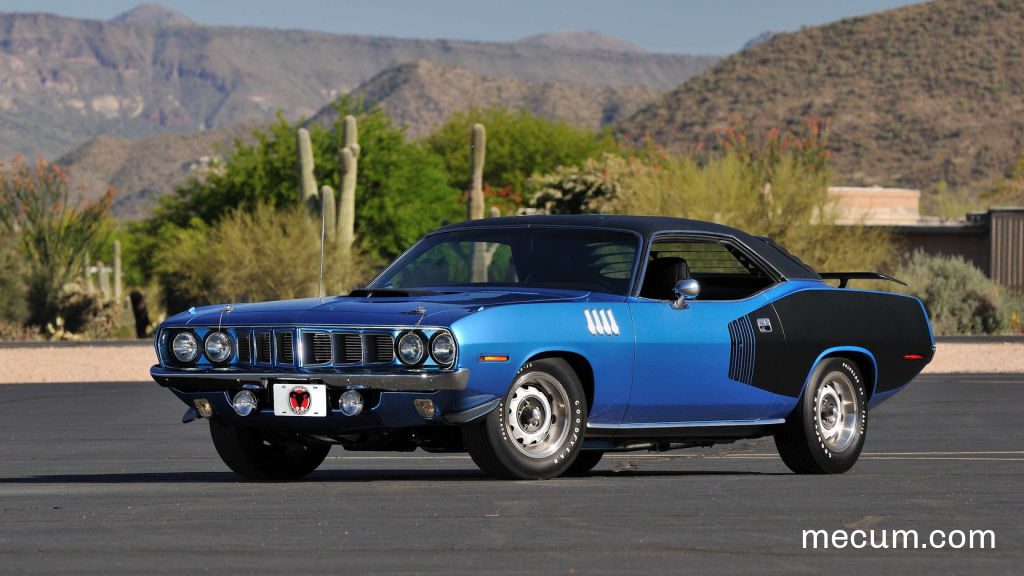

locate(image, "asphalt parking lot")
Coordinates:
0 374 1021 574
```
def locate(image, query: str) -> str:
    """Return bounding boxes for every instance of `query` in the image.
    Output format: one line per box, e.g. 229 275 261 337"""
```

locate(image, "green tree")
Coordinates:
425 106 613 211
150 99 460 262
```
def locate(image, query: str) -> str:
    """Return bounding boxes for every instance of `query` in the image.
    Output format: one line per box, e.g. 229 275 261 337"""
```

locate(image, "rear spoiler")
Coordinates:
819 272 908 289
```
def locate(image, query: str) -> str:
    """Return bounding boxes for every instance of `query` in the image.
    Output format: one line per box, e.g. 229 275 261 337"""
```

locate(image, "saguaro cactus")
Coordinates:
469 123 489 282
468 123 486 221
297 128 319 211
320 185 337 242
113 240 122 306
338 115 360 259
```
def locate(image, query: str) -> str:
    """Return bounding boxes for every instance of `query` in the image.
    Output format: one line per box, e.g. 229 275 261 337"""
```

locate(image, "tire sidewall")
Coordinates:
801 357 868 472
483 358 587 479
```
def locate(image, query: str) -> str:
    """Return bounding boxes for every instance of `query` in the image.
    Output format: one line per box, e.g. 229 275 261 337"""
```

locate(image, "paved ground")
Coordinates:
0 375 1021 574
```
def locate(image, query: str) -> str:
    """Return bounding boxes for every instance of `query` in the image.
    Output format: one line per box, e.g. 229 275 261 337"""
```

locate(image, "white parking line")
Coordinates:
326 451 1024 462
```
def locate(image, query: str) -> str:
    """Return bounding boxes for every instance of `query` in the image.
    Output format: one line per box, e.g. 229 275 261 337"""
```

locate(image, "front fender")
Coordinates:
449 300 633 425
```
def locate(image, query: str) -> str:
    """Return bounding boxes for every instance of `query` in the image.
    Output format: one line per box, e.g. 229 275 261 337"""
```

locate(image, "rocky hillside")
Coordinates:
0 4 718 160
311 60 659 138
58 125 256 219
620 0 1024 194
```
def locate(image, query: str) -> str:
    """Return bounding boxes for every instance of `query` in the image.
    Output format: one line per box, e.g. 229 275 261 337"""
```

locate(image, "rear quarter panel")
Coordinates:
765 282 934 413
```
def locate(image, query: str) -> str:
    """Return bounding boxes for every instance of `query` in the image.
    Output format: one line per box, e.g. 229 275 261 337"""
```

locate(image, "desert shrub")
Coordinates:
894 250 1008 335
530 123 892 273
0 320 39 341
922 181 980 220
54 280 121 338
0 233 27 323
983 152 1024 207
0 158 112 326
155 204 376 314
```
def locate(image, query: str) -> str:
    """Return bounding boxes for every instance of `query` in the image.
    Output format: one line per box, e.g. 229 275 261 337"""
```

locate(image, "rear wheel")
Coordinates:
209 420 330 481
462 358 587 480
775 357 867 474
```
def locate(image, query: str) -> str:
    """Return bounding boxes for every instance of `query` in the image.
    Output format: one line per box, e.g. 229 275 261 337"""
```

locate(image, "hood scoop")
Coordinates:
346 288 452 298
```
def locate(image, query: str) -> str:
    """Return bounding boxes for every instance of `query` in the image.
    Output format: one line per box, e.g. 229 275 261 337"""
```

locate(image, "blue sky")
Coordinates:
0 0 925 54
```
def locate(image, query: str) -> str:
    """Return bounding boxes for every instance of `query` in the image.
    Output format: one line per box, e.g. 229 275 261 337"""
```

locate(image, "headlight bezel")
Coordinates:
396 331 428 366
170 331 199 364
204 330 235 364
429 331 457 367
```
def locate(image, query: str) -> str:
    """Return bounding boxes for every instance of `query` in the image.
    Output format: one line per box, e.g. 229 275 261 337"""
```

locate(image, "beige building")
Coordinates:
830 186 1024 292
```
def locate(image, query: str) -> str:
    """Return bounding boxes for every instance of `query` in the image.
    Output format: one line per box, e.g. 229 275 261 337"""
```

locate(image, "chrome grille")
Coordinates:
363 333 395 364
303 331 332 365
276 331 294 365
334 332 362 364
237 331 252 363
256 332 272 364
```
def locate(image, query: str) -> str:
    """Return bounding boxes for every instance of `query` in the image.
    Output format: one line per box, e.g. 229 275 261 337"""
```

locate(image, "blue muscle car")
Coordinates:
152 215 934 480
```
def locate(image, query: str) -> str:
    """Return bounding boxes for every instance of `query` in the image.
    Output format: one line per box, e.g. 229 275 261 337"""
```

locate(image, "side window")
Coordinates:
640 238 775 301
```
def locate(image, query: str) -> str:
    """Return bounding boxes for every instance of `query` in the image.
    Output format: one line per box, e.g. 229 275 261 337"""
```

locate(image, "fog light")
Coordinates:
193 398 213 418
413 399 435 419
339 389 364 416
231 390 257 416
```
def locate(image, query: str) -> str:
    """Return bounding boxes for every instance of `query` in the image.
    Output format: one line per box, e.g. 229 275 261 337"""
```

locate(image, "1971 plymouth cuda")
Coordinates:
152 215 934 480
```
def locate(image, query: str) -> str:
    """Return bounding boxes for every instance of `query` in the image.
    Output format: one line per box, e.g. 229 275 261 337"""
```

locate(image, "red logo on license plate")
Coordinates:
288 386 312 415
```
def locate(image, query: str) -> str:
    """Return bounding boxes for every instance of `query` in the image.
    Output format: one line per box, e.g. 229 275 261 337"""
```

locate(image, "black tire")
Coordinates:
209 420 330 481
462 358 587 480
564 450 604 476
774 357 868 474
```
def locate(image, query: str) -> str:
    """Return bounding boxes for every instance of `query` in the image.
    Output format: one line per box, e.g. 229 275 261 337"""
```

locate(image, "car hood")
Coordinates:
166 289 592 328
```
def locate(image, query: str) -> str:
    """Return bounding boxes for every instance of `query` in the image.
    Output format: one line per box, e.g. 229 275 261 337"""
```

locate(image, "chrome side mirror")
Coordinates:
671 279 700 310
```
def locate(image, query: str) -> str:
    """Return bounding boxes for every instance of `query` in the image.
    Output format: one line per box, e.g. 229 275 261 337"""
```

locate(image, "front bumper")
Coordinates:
150 365 470 392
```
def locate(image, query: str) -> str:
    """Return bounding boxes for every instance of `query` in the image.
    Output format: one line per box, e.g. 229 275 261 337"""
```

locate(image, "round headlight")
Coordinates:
205 331 234 363
430 332 456 366
171 332 198 363
396 332 426 365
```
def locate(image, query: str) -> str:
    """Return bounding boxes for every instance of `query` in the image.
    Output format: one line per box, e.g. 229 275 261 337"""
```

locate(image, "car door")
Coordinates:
623 235 784 424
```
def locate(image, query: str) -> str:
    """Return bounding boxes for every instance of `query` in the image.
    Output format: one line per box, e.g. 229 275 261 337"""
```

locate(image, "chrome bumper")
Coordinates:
150 365 470 392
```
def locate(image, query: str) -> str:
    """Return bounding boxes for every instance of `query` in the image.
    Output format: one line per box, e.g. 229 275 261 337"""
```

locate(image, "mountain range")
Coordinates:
64 59 662 218
0 3 717 161
620 0 1024 195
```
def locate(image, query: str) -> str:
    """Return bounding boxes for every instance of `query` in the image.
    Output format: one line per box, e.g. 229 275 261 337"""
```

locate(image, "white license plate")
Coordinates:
273 383 327 417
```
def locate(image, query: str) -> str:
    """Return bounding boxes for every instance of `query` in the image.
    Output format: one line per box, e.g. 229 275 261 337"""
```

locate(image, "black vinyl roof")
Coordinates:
439 215 822 280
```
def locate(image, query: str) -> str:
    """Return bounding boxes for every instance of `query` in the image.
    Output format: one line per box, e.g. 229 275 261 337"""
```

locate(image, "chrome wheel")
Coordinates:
505 371 570 459
814 371 860 453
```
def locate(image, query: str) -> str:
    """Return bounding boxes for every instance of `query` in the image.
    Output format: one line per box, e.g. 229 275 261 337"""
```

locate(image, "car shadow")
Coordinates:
0 467 782 485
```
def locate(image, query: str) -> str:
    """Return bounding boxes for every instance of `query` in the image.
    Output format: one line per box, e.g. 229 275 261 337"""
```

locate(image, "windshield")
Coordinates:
370 227 640 295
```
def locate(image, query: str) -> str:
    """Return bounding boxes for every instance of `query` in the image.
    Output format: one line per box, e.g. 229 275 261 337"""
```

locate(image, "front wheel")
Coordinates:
462 358 587 480
774 357 868 474
209 420 331 481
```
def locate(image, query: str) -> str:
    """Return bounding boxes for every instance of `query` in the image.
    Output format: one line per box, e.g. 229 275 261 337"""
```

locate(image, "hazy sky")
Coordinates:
0 0 925 54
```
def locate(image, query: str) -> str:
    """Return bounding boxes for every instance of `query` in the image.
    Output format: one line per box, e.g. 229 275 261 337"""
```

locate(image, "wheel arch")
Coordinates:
524 351 595 413
798 346 878 402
